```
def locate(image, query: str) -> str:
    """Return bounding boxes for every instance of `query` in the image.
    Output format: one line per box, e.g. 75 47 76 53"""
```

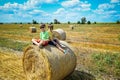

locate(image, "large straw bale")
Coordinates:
23 41 76 80
29 27 37 33
53 29 66 40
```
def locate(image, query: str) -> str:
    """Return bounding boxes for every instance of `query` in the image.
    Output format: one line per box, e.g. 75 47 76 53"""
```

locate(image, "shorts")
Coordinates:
48 39 57 46
35 39 48 46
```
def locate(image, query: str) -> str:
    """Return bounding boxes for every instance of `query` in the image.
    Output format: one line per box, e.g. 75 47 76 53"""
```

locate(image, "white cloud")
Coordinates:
23 0 58 9
0 1 36 10
111 0 120 3
52 8 82 22
81 3 91 8
0 0 58 10
80 3 91 11
44 0 58 3
93 9 117 15
98 3 114 10
22 0 40 9
92 2 119 21
61 0 91 11
0 2 21 10
93 3 117 15
53 8 68 21
28 9 50 18
54 8 66 14
61 0 80 8
29 10 45 15
93 9 104 14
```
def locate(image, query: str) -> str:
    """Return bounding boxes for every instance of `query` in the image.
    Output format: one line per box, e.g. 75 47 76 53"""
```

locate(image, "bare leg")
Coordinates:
38 40 43 47
55 39 62 47
32 39 39 46
55 43 65 53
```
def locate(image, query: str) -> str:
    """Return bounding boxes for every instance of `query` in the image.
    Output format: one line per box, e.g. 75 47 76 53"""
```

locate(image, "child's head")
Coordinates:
40 24 46 32
48 24 53 31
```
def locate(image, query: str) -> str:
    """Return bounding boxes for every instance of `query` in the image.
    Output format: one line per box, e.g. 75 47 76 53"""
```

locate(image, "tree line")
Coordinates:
0 17 120 24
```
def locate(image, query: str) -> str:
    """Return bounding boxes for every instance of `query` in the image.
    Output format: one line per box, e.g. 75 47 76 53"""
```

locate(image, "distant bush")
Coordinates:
116 20 120 24
68 21 70 24
50 22 53 24
14 22 18 24
28 22 31 24
20 22 22 24
81 17 86 24
94 22 96 24
77 21 80 24
0 23 3 24
54 19 60 24
57 21 61 24
87 21 91 24
32 20 38 24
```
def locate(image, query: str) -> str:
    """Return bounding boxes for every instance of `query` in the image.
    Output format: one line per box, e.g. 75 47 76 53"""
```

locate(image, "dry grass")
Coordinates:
0 48 26 80
0 23 120 80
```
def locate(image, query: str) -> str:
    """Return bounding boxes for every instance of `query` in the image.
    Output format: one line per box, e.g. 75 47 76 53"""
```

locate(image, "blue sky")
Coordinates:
0 0 120 23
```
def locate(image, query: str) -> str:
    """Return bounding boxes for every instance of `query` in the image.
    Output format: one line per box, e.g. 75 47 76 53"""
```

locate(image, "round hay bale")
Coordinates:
69 25 74 30
19 25 23 27
53 29 66 40
23 41 76 80
29 27 37 33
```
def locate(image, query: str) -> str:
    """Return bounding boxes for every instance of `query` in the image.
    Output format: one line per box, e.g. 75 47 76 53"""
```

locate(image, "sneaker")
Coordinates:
64 49 69 54
60 44 66 48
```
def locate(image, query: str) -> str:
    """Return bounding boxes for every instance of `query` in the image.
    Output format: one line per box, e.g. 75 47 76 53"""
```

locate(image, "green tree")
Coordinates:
50 22 53 24
81 17 86 24
54 19 58 24
94 21 96 24
87 21 91 24
116 20 120 24
58 21 61 24
77 21 80 24
0 22 3 24
54 19 61 24
32 19 38 24
68 21 70 24
28 22 31 24
20 22 22 24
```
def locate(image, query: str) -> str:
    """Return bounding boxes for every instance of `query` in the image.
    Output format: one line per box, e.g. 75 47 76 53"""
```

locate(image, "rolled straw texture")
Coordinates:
23 41 76 80
53 29 66 40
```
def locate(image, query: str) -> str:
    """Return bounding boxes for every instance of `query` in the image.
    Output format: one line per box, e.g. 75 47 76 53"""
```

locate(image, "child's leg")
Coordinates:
55 39 66 48
38 40 43 47
38 40 49 48
56 44 64 53
32 38 39 46
54 41 68 54
54 39 61 46
54 39 65 47
52 41 65 53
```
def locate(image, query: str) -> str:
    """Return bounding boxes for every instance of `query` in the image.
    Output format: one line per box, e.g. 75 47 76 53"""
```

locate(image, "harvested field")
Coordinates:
0 23 120 80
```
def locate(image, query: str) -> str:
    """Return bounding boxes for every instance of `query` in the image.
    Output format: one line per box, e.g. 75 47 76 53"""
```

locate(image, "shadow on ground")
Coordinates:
64 70 95 80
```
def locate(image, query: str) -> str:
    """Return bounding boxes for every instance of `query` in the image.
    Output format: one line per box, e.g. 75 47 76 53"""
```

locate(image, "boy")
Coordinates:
47 24 68 54
32 24 49 48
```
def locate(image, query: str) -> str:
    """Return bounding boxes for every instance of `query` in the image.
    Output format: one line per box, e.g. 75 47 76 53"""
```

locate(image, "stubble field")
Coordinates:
0 23 120 80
